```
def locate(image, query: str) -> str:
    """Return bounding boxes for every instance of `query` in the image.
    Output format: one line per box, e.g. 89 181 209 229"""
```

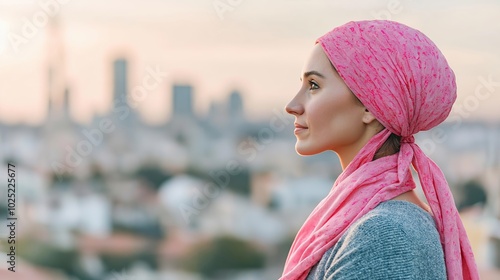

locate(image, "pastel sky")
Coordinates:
0 0 499 125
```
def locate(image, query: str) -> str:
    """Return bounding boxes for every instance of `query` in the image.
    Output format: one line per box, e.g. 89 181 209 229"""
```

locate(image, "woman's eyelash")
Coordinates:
309 80 319 90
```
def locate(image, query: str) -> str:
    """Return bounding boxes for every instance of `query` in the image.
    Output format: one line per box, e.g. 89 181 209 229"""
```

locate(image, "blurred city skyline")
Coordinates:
0 0 499 126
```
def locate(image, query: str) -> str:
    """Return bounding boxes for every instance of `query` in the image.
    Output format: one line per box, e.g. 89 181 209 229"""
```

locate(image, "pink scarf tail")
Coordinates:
411 143 480 280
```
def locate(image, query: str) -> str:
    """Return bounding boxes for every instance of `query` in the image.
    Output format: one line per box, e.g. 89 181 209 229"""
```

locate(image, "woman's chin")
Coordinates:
295 144 322 156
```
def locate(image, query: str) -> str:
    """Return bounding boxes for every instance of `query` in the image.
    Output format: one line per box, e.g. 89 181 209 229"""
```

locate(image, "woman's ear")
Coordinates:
362 108 378 125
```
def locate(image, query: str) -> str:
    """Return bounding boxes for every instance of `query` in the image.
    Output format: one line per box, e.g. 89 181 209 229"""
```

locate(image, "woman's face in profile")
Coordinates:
285 44 367 156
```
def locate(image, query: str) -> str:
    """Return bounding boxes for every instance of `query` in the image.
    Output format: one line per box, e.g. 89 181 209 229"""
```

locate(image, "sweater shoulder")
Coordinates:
306 200 446 280
348 200 437 241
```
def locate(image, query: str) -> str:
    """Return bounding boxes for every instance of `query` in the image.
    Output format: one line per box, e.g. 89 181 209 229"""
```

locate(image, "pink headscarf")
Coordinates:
281 20 479 280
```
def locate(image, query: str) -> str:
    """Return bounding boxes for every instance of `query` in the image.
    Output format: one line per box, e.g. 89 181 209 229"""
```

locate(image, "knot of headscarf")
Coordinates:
280 20 479 280
401 135 415 144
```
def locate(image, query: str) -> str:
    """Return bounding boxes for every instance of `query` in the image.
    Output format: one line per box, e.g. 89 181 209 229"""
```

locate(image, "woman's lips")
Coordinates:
294 123 308 134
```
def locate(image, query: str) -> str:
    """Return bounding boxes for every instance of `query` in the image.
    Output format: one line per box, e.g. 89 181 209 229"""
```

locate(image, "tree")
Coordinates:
457 179 487 211
183 235 266 277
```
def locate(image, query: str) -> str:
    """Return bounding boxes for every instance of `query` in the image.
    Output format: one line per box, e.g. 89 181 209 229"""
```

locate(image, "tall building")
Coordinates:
172 84 193 119
110 57 141 132
47 67 55 120
113 58 128 105
45 15 70 123
62 87 70 120
42 16 76 172
228 90 244 121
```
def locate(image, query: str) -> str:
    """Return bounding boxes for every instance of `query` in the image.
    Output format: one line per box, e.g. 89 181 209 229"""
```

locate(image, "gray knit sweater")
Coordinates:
306 200 447 280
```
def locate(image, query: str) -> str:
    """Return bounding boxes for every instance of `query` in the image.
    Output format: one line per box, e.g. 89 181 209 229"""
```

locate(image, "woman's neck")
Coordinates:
391 190 432 215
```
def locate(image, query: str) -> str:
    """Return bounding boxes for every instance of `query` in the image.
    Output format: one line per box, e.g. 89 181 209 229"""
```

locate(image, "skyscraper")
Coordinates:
111 58 140 128
228 90 244 120
113 58 128 104
63 87 70 120
172 84 193 119
45 15 72 124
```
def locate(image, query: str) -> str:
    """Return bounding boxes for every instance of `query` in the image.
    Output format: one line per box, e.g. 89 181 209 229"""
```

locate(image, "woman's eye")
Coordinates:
309 81 319 90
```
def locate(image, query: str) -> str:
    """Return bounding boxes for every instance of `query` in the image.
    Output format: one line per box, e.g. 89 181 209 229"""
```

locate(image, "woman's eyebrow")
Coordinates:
300 70 326 81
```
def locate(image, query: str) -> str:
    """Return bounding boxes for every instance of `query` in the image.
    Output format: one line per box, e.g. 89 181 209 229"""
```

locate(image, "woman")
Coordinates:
281 20 479 280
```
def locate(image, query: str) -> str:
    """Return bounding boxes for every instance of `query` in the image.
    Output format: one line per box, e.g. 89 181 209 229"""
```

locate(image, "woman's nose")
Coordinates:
285 95 304 116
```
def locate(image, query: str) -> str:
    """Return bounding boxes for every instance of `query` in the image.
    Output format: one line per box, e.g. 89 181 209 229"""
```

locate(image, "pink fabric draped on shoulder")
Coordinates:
280 20 479 280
